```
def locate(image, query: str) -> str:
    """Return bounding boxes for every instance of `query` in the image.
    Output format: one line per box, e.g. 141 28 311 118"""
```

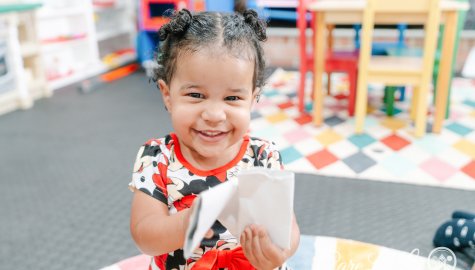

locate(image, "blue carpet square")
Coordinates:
343 151 377 173
324 115 345 126
446 122 473 136
280 146 303 164
263 89 279 97
286 92 297 98
287 235 315 270
463 100 475 108
414 134 448 155
380 153 417 177
348 134 377 149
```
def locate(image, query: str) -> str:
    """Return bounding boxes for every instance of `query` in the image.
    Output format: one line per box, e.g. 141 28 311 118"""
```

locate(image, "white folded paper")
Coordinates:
183 168 295 259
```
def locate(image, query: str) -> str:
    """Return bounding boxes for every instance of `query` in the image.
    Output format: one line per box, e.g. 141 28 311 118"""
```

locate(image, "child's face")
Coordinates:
159 48 258 167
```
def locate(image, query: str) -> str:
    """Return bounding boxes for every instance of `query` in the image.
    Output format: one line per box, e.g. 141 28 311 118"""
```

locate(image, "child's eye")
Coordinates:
187 93 204 99
225 96 241 101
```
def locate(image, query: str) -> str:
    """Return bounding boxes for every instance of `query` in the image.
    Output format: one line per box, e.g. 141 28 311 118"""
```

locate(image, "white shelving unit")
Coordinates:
93 0 137 70
0 3 49 116
37 0 102 91
36 0 136 92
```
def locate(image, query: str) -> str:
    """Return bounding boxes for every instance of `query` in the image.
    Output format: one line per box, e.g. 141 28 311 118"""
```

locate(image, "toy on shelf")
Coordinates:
137 0 189 74
139 0 188 31
79 63 139 93
190 0 205 11
102 48 136 68
137 0 236 75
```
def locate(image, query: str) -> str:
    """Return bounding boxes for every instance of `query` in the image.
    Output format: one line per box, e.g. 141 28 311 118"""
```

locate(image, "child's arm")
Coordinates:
130 190 192 256
241 213 300 270
288 213 301 256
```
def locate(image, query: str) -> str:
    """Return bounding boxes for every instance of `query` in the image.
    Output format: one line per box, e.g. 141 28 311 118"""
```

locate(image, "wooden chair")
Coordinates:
384 0 469 119
298 0 359 115
354 0 441 137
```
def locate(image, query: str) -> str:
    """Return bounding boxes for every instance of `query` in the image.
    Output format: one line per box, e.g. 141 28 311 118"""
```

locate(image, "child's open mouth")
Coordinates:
196 130 228 141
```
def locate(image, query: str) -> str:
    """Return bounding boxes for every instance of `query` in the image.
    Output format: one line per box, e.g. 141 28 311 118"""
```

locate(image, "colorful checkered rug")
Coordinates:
250 69 475 190
102 236 444 270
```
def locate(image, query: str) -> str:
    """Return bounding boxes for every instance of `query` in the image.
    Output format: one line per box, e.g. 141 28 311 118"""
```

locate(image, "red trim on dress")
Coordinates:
170 133 250 177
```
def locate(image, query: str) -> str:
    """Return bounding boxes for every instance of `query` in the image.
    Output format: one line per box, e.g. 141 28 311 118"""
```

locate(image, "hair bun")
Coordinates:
243 9 267 41
158 9 193 41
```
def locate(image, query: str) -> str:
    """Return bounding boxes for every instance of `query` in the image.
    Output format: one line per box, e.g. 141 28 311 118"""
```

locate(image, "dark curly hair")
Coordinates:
153 8 267 91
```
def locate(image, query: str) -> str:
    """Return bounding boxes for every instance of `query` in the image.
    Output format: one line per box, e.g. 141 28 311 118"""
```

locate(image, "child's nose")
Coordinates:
202 103 226 123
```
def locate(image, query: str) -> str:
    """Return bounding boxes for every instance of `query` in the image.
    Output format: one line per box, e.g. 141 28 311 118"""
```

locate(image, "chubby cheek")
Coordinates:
170 109 194 132
231 109 252 133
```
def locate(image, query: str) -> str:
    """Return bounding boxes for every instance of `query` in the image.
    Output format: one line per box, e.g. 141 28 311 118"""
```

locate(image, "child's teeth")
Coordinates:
203 131 221 136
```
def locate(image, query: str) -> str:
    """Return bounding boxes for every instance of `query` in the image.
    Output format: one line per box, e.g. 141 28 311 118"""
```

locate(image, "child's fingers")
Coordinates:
241 227 257 263
257 225 287 266
242 225 288 269
250 225 268 264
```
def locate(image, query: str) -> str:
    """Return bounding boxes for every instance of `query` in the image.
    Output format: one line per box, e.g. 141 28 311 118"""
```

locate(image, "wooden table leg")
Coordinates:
312 12 325 126
433 11 458 133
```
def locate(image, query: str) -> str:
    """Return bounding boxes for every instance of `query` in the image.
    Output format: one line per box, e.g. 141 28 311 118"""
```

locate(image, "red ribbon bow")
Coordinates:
191 247 255 270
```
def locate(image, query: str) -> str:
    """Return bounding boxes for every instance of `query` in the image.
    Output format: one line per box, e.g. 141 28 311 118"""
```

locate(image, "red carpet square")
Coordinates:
307 149 338 169
462 161 475 179
381 134 411 151
278 101 294 110
294 113 313 125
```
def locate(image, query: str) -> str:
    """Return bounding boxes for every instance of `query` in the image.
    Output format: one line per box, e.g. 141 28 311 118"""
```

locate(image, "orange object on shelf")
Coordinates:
193 0 205 11
100 63 139 82
102 48 136 68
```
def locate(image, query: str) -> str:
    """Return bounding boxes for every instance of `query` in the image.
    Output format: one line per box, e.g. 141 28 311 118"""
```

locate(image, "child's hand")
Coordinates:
240 224 289 270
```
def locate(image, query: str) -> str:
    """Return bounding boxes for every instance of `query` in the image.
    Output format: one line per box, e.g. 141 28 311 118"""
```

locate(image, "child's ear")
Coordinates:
158 79 172 111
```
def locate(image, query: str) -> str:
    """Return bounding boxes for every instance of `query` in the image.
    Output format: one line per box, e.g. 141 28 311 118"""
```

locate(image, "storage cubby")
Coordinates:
0 3 48 116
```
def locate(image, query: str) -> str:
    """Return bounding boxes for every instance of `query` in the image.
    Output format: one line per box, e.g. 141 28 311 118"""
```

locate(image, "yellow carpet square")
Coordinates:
453 139 475 159
316 129 343 146
336 239 379 270
265 111 288 123
380 117 407 131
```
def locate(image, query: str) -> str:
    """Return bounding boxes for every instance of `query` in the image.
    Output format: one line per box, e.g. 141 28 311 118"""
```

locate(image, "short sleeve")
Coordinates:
265 141 284 170
129 140 169 205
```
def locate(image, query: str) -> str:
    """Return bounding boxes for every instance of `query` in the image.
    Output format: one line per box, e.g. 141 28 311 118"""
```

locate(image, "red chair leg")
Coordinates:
348 68 357 116
297 0 308 112
298 68 306 112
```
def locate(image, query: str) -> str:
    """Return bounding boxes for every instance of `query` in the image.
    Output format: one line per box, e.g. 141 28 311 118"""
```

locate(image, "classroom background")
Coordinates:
1 0 475 269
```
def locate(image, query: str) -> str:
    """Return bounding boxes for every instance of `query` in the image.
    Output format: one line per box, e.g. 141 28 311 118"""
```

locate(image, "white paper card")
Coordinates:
183 168 294 259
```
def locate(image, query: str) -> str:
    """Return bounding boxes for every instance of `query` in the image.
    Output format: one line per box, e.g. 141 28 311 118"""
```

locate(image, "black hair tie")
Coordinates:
158 9 193 41
243 9 267 41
